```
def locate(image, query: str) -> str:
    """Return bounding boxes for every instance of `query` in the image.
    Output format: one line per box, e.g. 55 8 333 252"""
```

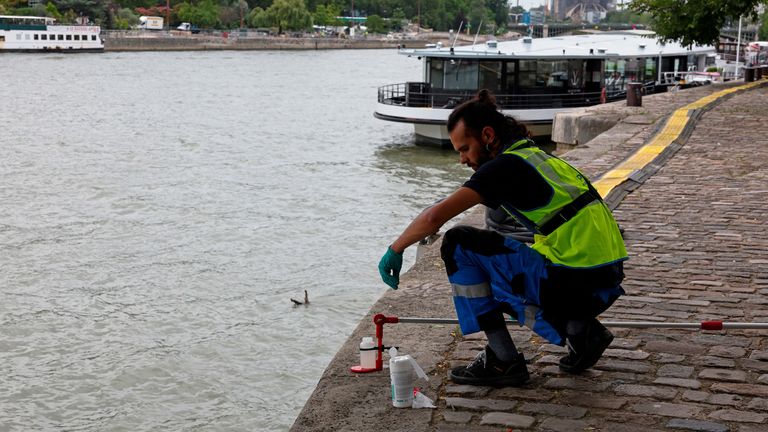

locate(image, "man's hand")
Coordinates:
378 246 403 290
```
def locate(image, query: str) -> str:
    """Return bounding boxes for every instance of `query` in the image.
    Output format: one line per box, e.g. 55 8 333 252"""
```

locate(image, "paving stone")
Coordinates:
758 374 768 384
442 410 473 424
739 359 768 373
518 402 587 419
656 353 687 363
666 418 729 432
560 392 628 409
543 377 610 392
603 348 651 360
746 397 768 411
658 364 695 378
748 350 768 361
436 425 499 432
692 356 737 368
653 377 702 389
682 390 709 402
708 409 767 423
698 368 748 382
710 383 768 398
535 354 562 365
709 345 747 358
614 384 678 399
444 385 491 397
600 422 666 432
708 393 744 406
444 397 516 411
492 387 556 402
629 401 703 418
479 412 535 428
693 334 753 348
594 359 651 373
538 417 588 432
645 340 707 355
611 338 642 349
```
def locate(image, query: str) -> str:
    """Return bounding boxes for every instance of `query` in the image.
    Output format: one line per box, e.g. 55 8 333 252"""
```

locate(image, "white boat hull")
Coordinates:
375 102 568 146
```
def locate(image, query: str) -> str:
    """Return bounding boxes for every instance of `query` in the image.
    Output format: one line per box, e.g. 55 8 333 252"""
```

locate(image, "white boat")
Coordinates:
375 32 715 145
0 15 103 52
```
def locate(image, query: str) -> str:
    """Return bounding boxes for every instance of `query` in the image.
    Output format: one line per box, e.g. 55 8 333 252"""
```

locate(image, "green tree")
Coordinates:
630 0 763 46
45 2 63 20
251 0 311 33
760 10 768 41
178 0 218 27
366 13 387 32
313 3 341 26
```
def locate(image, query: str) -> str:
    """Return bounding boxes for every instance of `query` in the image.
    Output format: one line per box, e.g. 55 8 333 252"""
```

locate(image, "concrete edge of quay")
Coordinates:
290 80 768 431
102 35 440 52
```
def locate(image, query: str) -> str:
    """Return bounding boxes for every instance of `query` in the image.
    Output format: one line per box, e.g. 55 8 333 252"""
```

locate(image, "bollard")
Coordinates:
744 67 755 82
626 82 643 107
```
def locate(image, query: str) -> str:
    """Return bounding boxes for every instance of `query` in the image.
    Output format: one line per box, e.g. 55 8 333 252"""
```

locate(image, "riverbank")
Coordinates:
291 79 768 431
103 31 469 51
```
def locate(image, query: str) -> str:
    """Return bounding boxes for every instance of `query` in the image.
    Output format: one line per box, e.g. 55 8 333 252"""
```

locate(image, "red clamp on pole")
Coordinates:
350 314 398 373
701 321 724 331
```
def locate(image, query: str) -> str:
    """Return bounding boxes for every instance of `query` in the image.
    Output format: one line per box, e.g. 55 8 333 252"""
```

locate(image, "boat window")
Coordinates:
16 33 21 40
34 34 39 40
66 35 72 40
91 35 97 41
58 34 64 40
644 58 657 81
74 35 80 40
517 60 571 92
428 58 444 88
25 33 30 40
479 61 502 94
444 59 478 90
41 34 47 40
502 61 516 94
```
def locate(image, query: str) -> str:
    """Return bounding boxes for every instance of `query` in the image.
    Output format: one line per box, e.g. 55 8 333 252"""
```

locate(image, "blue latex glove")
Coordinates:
378 246 403 290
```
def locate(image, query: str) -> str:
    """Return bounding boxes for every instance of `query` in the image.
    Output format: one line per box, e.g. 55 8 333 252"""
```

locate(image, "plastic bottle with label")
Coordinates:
359 337 377 369
389 355 414 408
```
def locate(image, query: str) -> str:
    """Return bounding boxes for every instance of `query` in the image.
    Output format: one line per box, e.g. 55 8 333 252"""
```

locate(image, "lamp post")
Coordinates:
166 0 170 32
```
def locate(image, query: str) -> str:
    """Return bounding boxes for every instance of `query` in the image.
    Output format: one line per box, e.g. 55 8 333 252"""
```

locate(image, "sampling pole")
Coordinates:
350 314 768 373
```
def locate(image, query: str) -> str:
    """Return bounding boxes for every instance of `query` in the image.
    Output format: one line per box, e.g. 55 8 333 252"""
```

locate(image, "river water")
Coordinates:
0 50 471 431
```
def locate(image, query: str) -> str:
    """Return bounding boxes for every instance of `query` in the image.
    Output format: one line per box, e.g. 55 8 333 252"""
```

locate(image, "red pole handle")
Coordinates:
372 314 399 370
701 321 723 330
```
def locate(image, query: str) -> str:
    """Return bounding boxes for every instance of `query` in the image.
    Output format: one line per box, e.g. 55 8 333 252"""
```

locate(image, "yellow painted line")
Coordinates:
593 81 764 199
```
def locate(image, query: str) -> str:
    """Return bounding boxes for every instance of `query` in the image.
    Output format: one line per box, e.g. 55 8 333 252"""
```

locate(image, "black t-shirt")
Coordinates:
463 152 553 211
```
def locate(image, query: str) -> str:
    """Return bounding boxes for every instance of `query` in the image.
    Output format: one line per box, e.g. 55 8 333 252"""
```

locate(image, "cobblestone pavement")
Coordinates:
433 86 768 432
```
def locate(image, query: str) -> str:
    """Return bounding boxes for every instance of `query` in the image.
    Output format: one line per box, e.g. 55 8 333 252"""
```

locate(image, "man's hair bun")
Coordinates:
477 89 497 107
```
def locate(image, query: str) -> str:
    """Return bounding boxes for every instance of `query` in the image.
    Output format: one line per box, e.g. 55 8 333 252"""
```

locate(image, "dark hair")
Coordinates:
447 89 529 144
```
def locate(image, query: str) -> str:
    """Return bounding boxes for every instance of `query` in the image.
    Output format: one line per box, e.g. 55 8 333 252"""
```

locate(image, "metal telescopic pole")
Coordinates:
395 316 768 330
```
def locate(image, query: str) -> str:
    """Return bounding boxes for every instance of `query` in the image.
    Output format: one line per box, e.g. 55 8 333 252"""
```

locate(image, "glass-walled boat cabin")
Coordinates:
396 54 697 109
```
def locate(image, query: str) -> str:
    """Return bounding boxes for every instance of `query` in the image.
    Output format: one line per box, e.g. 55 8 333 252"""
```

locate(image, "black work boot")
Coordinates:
449 345 529 387
559 319 613 374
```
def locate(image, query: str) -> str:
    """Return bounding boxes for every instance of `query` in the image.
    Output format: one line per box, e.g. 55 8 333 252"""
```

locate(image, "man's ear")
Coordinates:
481 126 495 143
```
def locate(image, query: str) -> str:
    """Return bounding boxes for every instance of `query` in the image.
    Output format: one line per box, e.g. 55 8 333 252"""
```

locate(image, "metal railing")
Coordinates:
378 82 621 110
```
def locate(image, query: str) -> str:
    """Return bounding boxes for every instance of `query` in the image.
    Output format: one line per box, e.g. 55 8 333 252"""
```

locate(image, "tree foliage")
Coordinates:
178 0 218 27
250 0 311 33
630 0 764 46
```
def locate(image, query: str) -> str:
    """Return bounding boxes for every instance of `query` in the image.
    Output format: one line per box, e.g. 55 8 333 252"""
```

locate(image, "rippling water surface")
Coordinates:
0 50 471 431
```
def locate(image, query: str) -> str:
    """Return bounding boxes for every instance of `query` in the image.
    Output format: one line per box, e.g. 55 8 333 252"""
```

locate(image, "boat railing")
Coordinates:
378 82 611 110
660 71 721 86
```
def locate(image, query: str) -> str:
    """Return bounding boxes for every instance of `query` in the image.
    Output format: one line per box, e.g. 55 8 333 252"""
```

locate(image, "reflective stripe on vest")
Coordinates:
499 145 589 231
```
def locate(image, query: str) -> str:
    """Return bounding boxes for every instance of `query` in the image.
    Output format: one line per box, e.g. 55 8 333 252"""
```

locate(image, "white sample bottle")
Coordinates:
389 355 414 408
359 337 377 369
